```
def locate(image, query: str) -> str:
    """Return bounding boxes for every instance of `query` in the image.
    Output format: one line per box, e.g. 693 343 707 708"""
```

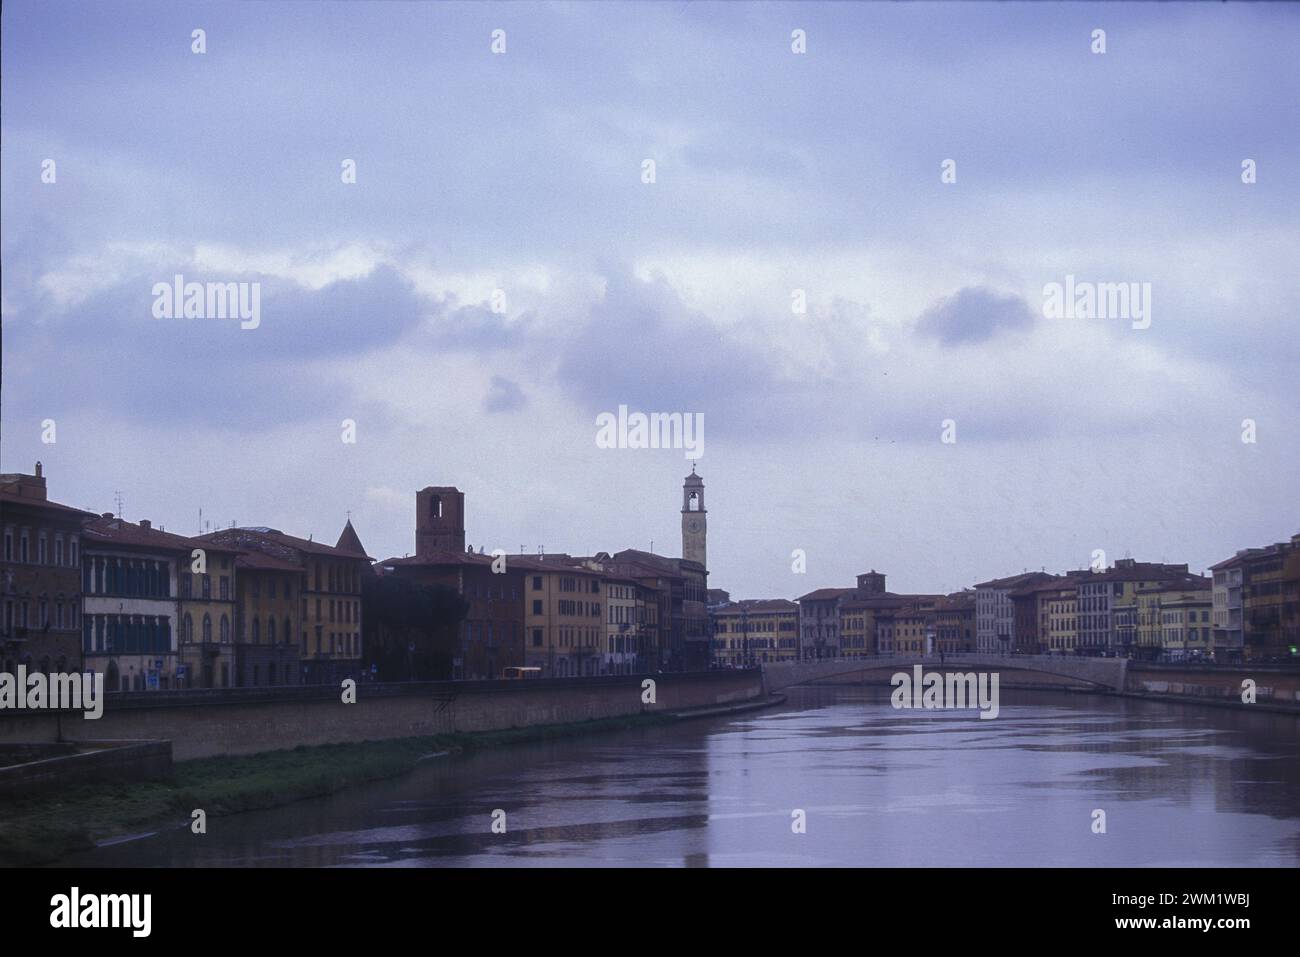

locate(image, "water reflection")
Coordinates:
62 686 1300 867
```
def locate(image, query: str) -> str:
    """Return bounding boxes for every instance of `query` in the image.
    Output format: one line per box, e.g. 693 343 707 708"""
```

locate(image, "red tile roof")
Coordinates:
81 516 204 553
0 489 98 519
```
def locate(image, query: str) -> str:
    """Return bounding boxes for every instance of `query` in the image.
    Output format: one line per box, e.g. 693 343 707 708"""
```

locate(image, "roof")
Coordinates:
81 516 202 554
381 549 499 569
974 571 1056 590
713 598 798 614
1211 537 1300 571
1134 575 1212 594
796 587 855 603
607 549 704 578
0 489 99 520
197 527 371 562
234 550 303 572
1008 576 1076 598
1084 561 1190 583
933 591 977 611
334 519 368 556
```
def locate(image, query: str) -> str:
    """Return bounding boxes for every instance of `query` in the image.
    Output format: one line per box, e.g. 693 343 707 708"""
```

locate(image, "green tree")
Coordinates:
362 575 467 680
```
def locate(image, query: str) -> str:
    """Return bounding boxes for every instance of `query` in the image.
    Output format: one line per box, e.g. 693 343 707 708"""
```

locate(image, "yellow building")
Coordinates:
1044 586 1078 654
1129 577 1212 661
605 576 638 674
231 550 303 686
711 599 798 666
520 557 605 677
1160 592 1214 660
177 541 240 688
892 601 933 655
839 602 870 658
197 521 371 684
635 583 661 672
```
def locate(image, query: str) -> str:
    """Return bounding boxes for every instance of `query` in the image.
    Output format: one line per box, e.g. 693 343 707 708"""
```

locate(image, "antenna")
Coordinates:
114 490 124 518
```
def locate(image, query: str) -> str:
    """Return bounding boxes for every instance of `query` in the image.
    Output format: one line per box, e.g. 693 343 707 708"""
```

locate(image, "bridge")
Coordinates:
763 653 1130 693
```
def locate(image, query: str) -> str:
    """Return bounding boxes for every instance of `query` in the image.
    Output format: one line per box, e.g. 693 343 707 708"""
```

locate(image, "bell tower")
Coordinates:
681 466 706 569
416 486 466 556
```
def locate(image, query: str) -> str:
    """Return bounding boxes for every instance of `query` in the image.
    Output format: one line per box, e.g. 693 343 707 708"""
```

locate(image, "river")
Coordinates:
65 685 1300 867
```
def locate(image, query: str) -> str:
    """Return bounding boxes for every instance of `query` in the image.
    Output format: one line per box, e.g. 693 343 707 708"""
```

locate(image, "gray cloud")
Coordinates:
914 287 1035 346
554 269 787 424
483 375 526 413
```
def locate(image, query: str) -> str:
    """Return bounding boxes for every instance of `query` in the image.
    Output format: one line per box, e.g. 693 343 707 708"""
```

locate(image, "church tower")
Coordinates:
681 466 706 569
416 486 466 556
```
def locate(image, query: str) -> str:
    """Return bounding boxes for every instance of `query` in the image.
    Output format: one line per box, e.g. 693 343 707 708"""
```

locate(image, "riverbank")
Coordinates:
2 695 782 866
814 675 1300 714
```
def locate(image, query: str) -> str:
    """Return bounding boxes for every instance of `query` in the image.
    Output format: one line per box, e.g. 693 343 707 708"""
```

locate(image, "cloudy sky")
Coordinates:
3 1 1297 598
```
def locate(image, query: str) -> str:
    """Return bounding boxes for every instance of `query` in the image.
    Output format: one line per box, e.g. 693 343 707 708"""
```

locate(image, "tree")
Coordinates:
362 575 467 681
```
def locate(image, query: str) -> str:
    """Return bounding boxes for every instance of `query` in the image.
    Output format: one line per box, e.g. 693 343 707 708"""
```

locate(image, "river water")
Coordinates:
66 685 1300 867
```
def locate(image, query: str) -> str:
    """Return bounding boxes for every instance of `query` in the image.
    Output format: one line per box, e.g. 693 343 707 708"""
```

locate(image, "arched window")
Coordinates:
268 616 277 643
220 614 230 642
202 614 212 642
283 619 292 644
252 617 261 643
183 614 194 643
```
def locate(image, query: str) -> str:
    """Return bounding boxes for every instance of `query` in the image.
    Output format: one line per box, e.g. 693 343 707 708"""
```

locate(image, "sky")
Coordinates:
2 1 1298 599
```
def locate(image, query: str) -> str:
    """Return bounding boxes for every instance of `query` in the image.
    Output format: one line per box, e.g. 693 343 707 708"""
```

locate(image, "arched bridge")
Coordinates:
763 653 1129 693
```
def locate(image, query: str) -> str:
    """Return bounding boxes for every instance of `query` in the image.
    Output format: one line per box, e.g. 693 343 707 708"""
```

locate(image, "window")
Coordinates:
532 628 543 647
533 600 543 614
532 576 542 590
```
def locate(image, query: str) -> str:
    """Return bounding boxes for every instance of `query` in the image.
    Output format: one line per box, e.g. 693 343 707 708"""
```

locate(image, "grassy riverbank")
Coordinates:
0 712 678 866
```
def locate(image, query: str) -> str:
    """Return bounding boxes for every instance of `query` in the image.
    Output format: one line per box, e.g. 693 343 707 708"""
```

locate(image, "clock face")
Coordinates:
688 520 700 532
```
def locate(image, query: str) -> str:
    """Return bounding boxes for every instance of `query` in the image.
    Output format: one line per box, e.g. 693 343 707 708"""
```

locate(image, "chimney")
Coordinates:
34 461 43 478
140 519 151 530
101 512 114 519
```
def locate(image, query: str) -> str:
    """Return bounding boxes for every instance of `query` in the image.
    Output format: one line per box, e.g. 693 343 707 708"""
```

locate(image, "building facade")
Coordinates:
380 548 525 680
710 598 799 666
197 522 370 685
80 514 191 691
974 572 1055 654
177 539 241 688
1212 534 1300 661
0 464 93 677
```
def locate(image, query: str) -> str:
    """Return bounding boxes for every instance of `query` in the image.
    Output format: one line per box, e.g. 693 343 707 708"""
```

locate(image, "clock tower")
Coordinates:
681 466 706 569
